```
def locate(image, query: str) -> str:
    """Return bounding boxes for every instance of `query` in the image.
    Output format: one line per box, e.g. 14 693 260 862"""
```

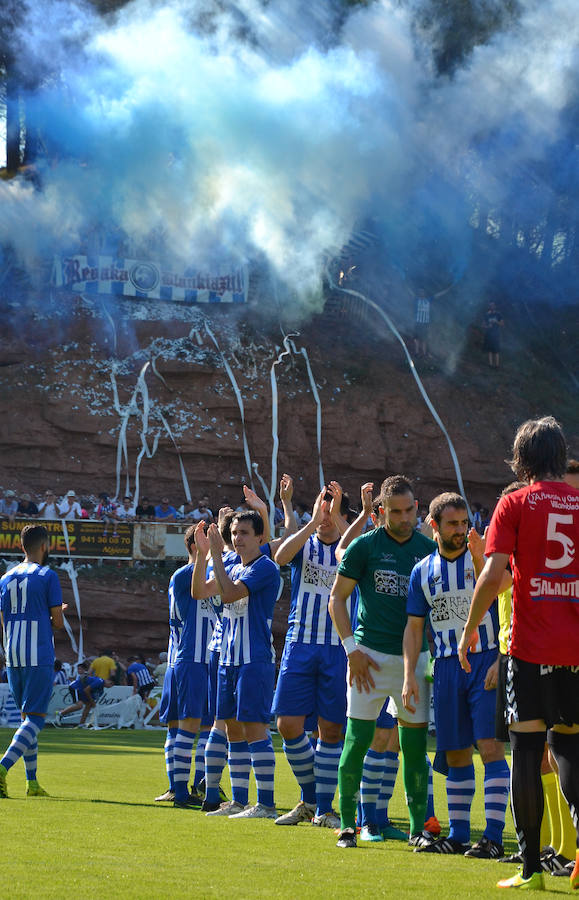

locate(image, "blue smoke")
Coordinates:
0 0 577 310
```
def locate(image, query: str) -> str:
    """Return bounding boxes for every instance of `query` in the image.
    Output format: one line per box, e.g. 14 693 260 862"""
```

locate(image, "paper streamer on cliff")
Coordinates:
158 412 192 503
110 367 131 500
267 335 297 527
293 341 325 492
60 522 84 664
326 266 471 515
203 321 255 489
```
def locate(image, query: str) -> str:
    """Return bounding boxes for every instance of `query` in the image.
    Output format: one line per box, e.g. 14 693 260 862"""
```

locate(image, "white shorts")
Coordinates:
346 646 430 724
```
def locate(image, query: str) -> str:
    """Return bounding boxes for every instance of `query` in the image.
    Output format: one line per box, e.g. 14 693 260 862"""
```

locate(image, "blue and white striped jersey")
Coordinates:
207 545 273 655
286 536 357 645
0 561 62 667
407 549 499 658
221 554 282 666
167 563 219 666
127 661 155 688
53 669 68 685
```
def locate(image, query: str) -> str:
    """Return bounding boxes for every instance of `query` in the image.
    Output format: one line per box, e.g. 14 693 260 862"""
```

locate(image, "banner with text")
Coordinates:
0 519 133 559
53 255 247 304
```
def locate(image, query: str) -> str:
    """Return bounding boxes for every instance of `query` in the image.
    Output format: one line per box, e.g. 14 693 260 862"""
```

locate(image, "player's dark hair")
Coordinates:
21 524 49 554
429 492 467 525
379 475 413 503
219 509 236 546
566 459 579 474
184 525 196 553
500 481 527 498
508 416 567 481
232 510 264 536
54 659 63 671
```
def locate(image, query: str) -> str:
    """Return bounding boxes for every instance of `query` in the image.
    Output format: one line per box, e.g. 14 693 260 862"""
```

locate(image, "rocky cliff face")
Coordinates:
1 289 576 660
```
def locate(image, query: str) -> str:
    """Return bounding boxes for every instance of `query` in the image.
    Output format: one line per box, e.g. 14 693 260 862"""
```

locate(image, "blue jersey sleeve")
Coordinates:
47 570 63 608
406 565 430 618
239 556 277 596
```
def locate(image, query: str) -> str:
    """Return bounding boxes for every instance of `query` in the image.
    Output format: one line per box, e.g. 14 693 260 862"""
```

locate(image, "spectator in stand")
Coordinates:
38 491 59 520
153 651 168 687
136 496 156 520
155 497 177 522
127 655 156 700
111 651 127 686
54 660 69 685
0 490 18 521
191 497 214 524
116 496 136 521
80 499 93 519
294 501 312 527
59 490 83 521
177 499 195 520
482 301 504 369
89 650 117 686
565 459 579 489
96 493 119 536
17 493 39 518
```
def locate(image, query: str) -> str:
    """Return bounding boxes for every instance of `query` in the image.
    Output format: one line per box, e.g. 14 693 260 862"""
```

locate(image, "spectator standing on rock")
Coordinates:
483 301 504 369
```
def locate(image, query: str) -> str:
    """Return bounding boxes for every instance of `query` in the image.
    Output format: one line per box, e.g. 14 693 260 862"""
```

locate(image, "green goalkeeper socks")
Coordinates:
338 718 375 830
398 725 428 835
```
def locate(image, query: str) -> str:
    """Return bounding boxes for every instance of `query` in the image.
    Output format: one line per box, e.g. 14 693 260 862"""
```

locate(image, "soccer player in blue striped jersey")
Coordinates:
272 482 355 829
0 524 64 797
403 492 510 858
193 511 283 819
157 525 219 808
127 656 155 699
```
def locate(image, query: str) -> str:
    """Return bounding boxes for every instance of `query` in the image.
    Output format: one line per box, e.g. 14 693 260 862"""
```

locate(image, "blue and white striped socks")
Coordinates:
204 727 228 804
193 731 209 789
483 759 510 844
376 750 399 828
314 740 342 816
447 764 475 843
283 733 315 805
173 729 196 802
249 736 275 808
164 727 178 791
1 715 44 774
228 740 251 806
360 748 387 827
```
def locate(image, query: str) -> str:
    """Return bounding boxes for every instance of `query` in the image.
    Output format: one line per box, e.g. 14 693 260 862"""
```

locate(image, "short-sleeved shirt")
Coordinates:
407 548 499 658
167 562 219 666
127 662 155 688
0 562 62 667
69 675 104 699
338 527 436 655
155 505 177 520
90 655 116 680
286 535 357 646
221 554 282 666
485 480 579 665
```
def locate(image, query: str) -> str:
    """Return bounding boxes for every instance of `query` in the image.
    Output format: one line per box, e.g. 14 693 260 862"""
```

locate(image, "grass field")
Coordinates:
0 729 568 899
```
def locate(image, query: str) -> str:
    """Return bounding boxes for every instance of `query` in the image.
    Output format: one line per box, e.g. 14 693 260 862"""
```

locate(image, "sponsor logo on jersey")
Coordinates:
374 570 410 597
303 560 336 591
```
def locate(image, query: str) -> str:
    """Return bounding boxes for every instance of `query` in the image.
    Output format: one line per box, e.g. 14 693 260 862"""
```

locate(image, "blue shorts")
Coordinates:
159 661 208 725
376 698 397 730
7 665 54 716
433 650 498 752
271 641 347 725
217 661 275 724
74 684 105 704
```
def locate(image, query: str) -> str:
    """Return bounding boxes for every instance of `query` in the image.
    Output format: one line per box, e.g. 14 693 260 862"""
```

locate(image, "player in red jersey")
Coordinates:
458 417 579 891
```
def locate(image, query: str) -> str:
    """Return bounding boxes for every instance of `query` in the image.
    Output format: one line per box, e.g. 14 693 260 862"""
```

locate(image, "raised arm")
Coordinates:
192 522 218 599
243 485 271 545
274 489 324 566
208 525 248 605
267 474 298 556
335 482 373 563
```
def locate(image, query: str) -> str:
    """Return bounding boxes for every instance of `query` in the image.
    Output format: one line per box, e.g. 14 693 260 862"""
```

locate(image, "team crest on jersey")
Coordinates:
303 561 336 591
230 597 249 614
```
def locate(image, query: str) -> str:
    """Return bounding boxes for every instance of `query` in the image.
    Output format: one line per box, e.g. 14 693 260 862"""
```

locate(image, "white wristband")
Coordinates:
342 636 358 656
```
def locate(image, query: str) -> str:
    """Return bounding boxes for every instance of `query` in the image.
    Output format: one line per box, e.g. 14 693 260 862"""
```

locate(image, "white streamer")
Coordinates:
60 521 84 664
326 265 471 515
268 334 298 527
158 412 192 502
292 342 325 491
203 322 255 489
